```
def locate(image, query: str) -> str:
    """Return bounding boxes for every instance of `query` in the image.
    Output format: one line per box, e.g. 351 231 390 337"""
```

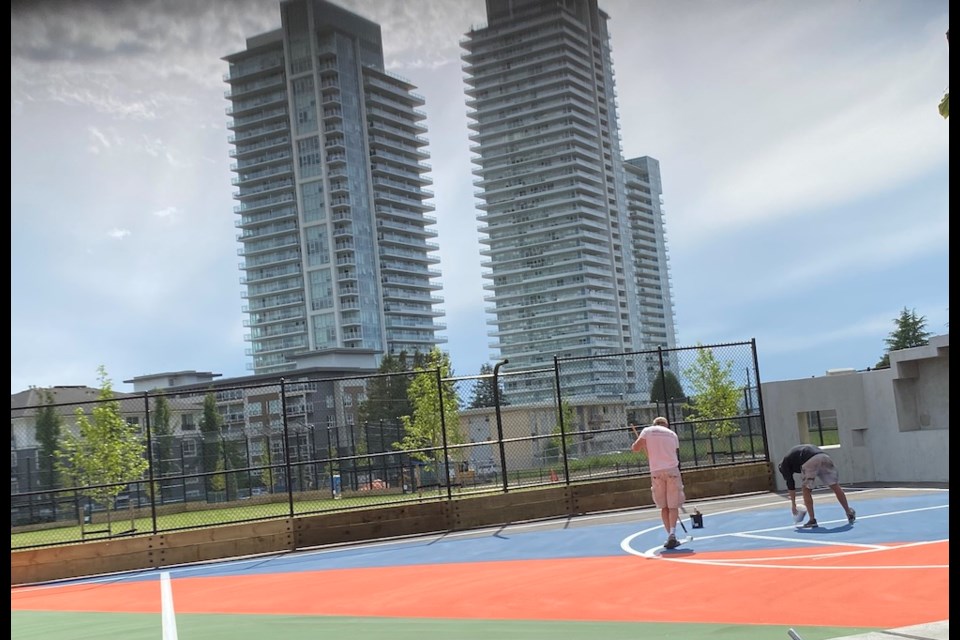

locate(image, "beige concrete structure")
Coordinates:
763 334 948 489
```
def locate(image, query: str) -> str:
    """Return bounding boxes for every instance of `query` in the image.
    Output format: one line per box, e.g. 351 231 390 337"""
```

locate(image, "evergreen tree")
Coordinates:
358 352 414 428
649 370 686 404
151 394 174 477
198 392 225 494
469 363 509 408
875 307 932 368
35 389 63 490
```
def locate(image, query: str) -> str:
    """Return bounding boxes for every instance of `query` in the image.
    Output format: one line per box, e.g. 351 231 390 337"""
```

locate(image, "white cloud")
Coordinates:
87 125 110 147
107 228 132 239
152 206 178 219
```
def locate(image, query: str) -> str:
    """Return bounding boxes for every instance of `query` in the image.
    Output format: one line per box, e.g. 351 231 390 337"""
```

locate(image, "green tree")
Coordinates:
469 363 509 408
358 352 415 427
682 347 741 437
545 399 578 461
35 389 63 490
875 307 932 369
198 392 225 495
649 369 686 404
56 366 149 529
151 394 174 477
396 348 462 475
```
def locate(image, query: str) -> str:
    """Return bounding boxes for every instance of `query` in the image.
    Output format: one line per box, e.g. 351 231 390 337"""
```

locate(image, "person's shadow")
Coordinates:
659 547 696 555
796 523 853 534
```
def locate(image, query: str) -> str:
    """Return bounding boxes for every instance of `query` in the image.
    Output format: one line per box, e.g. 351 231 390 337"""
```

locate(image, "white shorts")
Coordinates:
800 453 839 489
651 468 685 509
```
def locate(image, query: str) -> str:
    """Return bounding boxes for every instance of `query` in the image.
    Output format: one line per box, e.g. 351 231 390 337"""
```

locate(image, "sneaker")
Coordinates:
847 508 856 524
663 535 680 549
801 519 819 529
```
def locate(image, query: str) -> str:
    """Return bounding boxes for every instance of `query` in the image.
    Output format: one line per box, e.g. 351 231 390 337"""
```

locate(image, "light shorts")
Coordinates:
650 468 685 509
800 453 839 489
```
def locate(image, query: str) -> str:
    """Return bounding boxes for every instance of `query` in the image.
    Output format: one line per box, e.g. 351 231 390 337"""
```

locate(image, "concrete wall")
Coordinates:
763 334 949 490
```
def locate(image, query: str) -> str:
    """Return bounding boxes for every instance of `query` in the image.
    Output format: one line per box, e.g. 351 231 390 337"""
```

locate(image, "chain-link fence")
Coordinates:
11 340 766 550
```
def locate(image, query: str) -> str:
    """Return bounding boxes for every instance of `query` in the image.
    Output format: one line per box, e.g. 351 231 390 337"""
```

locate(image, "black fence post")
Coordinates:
279 378 294 518
492 359 509 493
657 347 670 424
751 338 771 462
180 440 187 505
434 368 452 501
552 356 570 485
690 424 700 466
141 393 154 533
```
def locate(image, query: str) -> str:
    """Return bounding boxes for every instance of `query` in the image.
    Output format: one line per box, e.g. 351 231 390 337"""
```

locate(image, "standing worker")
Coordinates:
631 416 685 549
778 443 856 529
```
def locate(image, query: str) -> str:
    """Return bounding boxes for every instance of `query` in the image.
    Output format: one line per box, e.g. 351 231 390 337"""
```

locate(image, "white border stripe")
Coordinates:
160 571 178 640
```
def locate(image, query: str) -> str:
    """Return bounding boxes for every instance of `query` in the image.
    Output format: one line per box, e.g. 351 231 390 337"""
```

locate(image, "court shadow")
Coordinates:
660 548 696 555
795 523 853 534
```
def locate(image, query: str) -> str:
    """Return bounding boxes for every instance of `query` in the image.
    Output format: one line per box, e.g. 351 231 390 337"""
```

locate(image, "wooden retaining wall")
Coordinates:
11 462 773 585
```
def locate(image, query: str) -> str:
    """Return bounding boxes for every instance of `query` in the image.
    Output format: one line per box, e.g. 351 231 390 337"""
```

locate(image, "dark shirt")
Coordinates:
778 444 824 491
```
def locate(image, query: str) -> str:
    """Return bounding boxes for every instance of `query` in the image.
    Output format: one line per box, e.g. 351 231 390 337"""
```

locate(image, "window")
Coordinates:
297 136 322 178
182 440 198 457
802 410 839 447
11 451 17 468
181 414 196 431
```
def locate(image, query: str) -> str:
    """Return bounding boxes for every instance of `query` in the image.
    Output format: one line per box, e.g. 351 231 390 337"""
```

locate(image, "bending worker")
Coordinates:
778 443 856 529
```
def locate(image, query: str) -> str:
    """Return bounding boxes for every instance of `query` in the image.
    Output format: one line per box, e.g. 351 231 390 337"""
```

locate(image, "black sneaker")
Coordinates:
801 519 819 529
663 535 680 549
847 508 856 524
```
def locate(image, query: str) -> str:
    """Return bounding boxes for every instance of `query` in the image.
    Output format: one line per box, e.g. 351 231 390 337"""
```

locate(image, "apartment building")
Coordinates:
623 156 677 355
462 0 676 401
224 0 445 376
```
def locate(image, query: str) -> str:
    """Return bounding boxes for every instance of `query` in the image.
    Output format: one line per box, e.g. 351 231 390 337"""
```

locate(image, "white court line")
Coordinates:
686 539 946 565
160 571 178 640
732 532 887 549
623 502 948 567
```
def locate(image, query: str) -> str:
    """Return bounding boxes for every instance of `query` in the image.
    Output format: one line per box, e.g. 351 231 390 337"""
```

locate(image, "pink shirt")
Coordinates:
635 424 679 473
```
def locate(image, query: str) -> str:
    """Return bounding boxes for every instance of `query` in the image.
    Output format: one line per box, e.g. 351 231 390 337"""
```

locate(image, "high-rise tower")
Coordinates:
623 156 677 353
224 0 445 375
462 0 675 399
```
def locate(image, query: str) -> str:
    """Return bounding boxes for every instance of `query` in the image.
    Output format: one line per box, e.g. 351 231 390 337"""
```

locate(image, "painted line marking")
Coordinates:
673 539 947 565
733 532 888 549
624 502 948 569
161 571 178 640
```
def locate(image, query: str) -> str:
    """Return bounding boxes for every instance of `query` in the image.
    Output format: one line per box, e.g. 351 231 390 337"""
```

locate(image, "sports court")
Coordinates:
11 485 948 640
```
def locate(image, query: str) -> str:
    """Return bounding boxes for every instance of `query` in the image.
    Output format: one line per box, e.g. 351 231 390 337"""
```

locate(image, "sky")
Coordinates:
11 0 950 394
